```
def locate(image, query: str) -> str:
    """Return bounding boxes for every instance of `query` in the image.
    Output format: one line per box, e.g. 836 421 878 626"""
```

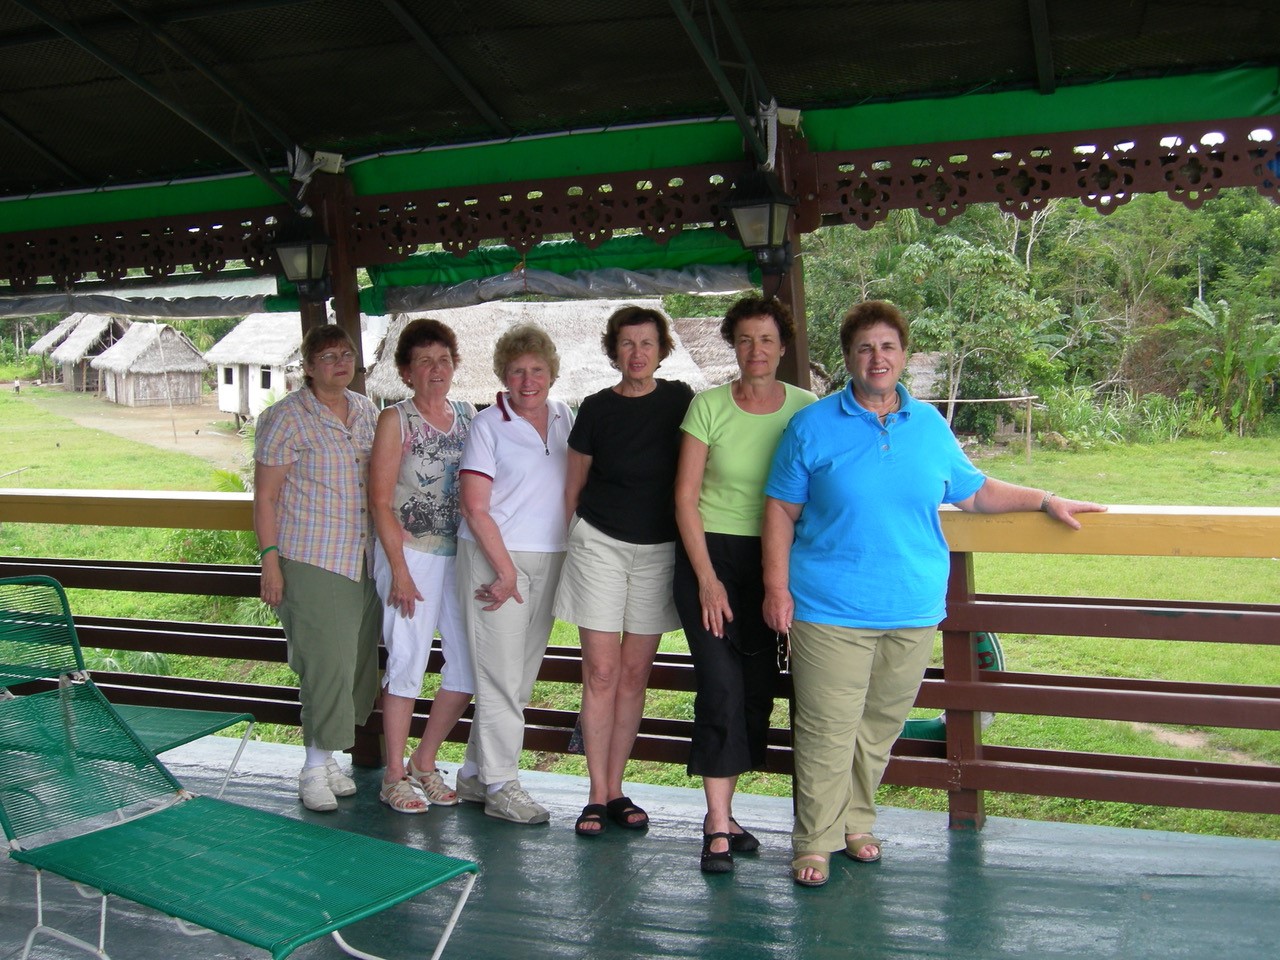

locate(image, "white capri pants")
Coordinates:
372 539 474 698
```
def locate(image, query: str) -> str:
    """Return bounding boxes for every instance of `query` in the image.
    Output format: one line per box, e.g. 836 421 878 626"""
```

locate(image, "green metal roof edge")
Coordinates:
802 65 1280 150
0 175 286 233
346 119 745 195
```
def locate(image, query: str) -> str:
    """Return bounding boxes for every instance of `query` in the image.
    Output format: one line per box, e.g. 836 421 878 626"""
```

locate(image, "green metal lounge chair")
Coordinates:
0 575 252 797
0 679 478 960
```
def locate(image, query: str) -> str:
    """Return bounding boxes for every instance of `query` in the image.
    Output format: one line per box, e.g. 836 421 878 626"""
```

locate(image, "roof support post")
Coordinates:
305 172 366 394
773 123 813 390
773 228 810 391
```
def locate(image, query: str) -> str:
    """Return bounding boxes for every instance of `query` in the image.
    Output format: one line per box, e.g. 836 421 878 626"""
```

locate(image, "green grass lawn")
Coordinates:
4 389 1278 838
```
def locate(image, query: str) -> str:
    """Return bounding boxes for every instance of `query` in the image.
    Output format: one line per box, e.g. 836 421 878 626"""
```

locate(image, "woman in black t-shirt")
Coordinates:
553 305 693 836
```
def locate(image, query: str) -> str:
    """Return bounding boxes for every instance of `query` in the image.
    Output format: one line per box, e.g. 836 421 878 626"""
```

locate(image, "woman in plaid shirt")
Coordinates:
254 324 382 813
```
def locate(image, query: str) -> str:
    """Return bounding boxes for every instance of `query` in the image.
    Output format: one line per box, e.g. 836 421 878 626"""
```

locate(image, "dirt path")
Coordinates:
17 386 247 474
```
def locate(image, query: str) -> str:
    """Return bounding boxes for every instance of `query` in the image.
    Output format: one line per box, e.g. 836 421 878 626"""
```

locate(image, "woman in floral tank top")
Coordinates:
370 318 476 814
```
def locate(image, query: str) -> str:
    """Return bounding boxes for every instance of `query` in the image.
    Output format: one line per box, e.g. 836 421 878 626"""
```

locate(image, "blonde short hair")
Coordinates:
492 323 560 382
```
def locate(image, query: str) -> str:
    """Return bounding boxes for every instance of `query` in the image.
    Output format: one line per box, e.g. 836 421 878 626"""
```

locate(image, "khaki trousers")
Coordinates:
790 620 936 854
458 538 565 785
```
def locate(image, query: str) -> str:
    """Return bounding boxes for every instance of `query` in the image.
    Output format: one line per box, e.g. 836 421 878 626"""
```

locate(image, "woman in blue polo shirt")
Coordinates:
762 300 1105 887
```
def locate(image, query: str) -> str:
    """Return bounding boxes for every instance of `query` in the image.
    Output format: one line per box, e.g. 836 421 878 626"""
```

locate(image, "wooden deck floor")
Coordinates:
2 735 1277 960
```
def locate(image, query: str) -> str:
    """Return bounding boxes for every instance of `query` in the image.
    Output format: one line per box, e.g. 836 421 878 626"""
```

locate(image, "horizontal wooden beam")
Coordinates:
6 491 1278 558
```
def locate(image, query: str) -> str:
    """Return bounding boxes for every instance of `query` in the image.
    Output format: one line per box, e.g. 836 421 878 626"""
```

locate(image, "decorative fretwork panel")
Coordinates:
816 116 1280 228
0 206 291 293
346 162 746 265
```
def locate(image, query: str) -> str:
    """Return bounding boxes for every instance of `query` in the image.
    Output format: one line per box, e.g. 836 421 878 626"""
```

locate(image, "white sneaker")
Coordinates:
299 766 337 811
455 772 486 804
324 757 357 797
484 780 550 824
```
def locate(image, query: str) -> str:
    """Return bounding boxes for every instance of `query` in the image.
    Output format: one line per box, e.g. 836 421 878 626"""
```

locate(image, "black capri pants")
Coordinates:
673 532 779 778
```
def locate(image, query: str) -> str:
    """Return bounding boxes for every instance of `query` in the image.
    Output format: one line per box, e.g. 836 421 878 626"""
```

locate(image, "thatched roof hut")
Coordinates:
27 314 81 356
906 351 947 400
672 316 738 386
90 323 207 406
203 312 302 368
367 299 712 406
49 313 130 392
204 312 304 421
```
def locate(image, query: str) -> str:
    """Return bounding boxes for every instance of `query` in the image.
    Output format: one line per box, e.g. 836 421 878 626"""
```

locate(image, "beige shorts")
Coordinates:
553 516 680 635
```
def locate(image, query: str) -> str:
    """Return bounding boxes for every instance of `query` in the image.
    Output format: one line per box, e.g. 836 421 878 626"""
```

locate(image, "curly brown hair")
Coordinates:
839 300 910 356
719 296 796 347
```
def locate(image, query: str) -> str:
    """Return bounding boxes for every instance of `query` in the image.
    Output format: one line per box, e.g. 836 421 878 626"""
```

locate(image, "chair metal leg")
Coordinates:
21 871 113 960
330 872 477 960
215 721 255 798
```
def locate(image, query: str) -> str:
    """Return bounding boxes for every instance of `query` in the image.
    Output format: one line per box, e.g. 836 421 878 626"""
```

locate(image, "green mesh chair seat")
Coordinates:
0 682 478 960
13 797 477 960
0 575 253 798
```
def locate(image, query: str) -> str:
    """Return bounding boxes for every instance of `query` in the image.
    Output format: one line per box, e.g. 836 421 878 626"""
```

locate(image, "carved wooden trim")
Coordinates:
0 205 291 293
815 115 1280 228
345 161 747 265
2 116 1278 292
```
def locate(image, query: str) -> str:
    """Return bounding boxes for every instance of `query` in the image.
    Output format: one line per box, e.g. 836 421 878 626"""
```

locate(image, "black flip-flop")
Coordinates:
575 803 607 836
605 795 649 830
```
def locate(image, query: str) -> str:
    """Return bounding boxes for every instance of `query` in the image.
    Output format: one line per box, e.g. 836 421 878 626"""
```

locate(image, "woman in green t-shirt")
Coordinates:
672 296 817 874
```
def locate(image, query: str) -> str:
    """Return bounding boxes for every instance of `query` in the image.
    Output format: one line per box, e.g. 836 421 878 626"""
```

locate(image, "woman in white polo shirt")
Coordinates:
454 324 572 825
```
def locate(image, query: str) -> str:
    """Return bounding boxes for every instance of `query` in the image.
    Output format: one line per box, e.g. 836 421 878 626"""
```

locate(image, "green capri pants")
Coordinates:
276 556 382 753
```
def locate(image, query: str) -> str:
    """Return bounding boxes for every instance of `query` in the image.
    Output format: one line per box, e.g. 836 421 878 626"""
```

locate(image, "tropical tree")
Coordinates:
893 234 1059 424
1163 298 1280 435
801 210 925 384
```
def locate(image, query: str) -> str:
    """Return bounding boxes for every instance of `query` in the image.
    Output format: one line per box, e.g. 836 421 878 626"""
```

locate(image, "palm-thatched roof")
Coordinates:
672 316 737 386
50 314 128 363
203 313 302 367
89 323 207 374
906 351 947 400
27 314 81 355
367 299 713 406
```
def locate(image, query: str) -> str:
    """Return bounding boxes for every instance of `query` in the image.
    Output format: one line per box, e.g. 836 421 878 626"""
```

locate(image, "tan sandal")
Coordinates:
407 757 459 806
379 777 428 815
792 852 829 887
845 833 882 863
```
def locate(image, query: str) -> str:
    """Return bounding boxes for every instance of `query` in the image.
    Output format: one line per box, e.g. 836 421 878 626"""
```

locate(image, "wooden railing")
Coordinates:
2 489 1278 829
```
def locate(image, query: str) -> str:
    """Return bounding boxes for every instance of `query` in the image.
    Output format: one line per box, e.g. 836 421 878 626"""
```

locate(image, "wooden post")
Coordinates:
774 230 811 390
307 172 367 395
773 123 816 391
1025 397 1033 463
943 550 985 830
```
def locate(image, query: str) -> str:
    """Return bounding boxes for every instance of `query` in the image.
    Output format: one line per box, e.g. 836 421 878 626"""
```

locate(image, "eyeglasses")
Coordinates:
315 350 356 365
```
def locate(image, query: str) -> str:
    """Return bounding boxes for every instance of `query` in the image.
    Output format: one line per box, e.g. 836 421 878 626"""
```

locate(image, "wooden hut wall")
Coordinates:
105 369 203 407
